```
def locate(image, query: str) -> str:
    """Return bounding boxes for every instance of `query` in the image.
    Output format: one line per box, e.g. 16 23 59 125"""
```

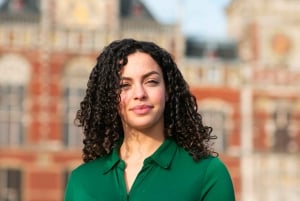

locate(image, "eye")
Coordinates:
146 79 159 86
120 82 131 90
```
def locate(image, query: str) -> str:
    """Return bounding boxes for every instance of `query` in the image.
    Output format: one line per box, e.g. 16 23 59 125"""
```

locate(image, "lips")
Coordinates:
130 104 153 115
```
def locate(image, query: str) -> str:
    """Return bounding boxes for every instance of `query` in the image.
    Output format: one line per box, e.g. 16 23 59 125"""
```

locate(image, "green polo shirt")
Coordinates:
65 139 235 201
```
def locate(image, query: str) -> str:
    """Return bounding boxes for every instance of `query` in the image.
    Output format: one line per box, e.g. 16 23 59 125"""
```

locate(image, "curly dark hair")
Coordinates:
75 38 216 163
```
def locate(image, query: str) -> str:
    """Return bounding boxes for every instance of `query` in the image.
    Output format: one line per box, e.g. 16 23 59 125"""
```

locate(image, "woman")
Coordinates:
65 39 235 201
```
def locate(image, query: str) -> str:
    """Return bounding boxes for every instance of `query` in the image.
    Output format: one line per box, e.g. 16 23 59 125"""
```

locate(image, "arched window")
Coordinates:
200 109 227 152
0 54 30 147
198 100 232 153
62 57 93 148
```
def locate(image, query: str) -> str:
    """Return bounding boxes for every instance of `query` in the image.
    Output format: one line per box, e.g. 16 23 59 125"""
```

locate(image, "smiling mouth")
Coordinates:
131 105 153 115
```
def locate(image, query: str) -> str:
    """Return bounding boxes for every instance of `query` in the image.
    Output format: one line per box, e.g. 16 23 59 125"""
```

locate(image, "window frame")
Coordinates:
0 167 22 201
199 108 228 152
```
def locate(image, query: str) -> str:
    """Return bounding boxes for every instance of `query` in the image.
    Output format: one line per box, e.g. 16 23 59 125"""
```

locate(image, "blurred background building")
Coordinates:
0 0 299 201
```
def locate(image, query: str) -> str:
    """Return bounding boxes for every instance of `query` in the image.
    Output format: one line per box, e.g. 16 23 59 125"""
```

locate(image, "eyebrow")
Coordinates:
121 71 161 81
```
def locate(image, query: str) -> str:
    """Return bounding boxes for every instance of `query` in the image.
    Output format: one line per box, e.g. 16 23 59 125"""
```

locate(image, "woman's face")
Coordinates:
118 52 166 132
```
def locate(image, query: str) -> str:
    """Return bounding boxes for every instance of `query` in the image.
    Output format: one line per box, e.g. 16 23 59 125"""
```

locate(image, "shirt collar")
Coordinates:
101 144 122 174
145 138 177 169
100 138 178 173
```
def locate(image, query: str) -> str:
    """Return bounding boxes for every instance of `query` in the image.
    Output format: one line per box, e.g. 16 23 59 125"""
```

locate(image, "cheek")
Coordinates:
153 89 167 107
118 93 128 115
120 92 129 105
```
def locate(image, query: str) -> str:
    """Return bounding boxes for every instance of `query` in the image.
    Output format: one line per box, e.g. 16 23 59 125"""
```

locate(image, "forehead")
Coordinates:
120 52 162 76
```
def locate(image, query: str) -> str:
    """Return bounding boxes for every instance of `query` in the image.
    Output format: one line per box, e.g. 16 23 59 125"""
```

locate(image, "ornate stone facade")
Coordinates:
227 0 300 200
0 1 184 201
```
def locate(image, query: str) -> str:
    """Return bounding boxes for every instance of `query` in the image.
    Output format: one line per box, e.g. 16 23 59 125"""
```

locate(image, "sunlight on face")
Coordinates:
118 52 167 132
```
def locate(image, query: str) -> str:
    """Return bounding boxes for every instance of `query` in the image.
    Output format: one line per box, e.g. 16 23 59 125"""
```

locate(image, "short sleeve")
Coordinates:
200 157 236 201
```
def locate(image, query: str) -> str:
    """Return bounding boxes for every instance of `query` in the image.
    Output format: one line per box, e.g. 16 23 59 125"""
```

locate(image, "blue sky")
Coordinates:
142 0 231 40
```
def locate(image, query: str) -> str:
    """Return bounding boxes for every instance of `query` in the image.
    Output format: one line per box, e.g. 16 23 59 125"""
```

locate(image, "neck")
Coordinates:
120 128 165 161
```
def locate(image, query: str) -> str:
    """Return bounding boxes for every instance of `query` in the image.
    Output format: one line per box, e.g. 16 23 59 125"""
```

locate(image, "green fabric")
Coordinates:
65 139 235 201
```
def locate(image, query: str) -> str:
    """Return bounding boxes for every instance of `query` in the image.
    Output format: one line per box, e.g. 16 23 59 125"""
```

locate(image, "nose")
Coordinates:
133 84 147 100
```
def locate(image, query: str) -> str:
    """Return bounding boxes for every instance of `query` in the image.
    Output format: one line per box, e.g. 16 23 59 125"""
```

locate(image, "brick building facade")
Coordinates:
226 0 300 200
0 1 186 201
5 0 297 201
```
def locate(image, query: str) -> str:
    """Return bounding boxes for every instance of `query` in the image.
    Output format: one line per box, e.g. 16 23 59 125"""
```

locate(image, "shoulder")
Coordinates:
202 156 229 173
174 145 221 169
194 156 231 178
174 146 232 181
204 157 232 178
70 157 106 180
194 156 233 183
65 157 109 201
199 157 236 200
173 146 228 175
171 147 235 200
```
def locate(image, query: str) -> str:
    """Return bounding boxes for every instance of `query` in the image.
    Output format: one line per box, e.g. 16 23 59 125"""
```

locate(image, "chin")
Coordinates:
128 122 156 131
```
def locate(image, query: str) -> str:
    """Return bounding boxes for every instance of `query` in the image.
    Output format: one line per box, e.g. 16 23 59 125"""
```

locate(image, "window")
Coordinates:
0 54 30 148
0 85 25 147
63 87 85 148
0 0 40 23
272 107 292 153
200 109 227 152
120 0 153 18
62 57 93 148
0 0 40 13
0 168 22 201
